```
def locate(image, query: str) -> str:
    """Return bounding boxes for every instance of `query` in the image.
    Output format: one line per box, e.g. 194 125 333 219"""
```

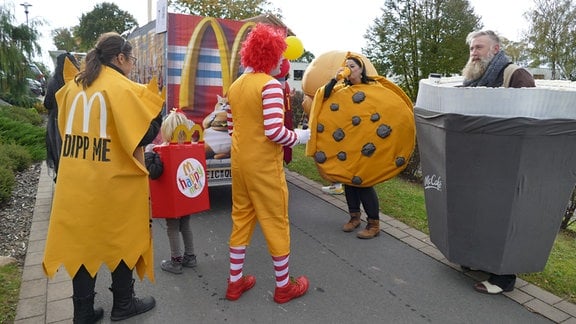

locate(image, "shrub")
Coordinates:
0 104 45 203
0 116 46 161
0 105 43 126
0 143 32 172
0 94 42 112
0 166 15 203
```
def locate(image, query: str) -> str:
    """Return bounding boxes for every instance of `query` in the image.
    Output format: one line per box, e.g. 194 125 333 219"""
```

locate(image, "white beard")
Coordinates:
462 53 494 81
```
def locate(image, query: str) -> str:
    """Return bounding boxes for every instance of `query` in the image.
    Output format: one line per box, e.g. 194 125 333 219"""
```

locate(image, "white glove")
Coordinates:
293 128 311 146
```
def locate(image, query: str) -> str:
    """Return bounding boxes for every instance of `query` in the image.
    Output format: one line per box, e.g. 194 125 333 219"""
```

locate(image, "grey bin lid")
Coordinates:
416 77 576 119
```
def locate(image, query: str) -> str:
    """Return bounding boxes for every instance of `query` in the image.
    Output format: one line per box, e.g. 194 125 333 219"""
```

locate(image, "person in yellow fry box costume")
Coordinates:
225 23 311 304
42 32 163 323
305 52 415 238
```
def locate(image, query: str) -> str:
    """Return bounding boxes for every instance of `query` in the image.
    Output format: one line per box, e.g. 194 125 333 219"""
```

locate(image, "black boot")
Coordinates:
73 293 104 324
109 279 156 321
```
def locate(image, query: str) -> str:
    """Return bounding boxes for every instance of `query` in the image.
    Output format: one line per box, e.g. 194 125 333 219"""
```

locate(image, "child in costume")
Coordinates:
225 23 311 304
146 108 198 274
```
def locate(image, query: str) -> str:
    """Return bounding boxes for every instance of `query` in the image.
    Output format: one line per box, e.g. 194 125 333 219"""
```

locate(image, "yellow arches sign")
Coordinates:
179 17 255 110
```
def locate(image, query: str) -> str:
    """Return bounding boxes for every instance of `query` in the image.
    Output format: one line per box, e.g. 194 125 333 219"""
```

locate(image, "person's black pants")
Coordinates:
72 260 133 297
344 185 380 220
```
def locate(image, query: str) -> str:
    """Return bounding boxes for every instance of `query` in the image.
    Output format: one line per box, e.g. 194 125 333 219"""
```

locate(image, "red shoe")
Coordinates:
226 275 256 301
273 276 309 304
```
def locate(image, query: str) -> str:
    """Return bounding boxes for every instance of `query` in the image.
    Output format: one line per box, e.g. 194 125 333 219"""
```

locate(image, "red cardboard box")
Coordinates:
150 142 210 218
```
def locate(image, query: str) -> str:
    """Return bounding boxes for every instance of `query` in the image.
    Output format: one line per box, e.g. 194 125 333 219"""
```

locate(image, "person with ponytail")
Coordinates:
42 32 163 323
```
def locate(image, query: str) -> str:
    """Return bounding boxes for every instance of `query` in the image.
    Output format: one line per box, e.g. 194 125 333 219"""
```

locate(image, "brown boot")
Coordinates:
357 219 380 239
342 212 361 232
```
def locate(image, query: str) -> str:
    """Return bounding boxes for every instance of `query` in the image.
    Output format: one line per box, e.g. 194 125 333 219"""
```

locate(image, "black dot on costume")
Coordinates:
361 143 376 157
395 157 406 167
317 123 324 133
370 113 380 122
377 124 392 138
330 103 339 111
315 151 327 163
351 176 363 185
352 116 361 126
337 151 347 161
332 128 345 142
352 91 366 103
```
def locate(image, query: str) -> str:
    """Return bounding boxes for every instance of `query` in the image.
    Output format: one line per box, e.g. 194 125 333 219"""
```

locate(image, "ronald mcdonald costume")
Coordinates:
224 23 310 304
42 65 163 281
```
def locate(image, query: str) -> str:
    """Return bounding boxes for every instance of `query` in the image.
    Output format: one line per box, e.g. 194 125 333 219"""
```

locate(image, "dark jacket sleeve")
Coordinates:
138 111 163 147
144 151 164 179
509 69 536 88
43 78 60 111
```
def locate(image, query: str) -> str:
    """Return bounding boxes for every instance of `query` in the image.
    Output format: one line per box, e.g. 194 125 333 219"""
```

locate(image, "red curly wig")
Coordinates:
240 23 287 74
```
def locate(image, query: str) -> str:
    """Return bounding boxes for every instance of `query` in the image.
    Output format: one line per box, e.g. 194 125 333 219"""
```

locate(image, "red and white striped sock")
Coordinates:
229 246 246 283
272 254 289 287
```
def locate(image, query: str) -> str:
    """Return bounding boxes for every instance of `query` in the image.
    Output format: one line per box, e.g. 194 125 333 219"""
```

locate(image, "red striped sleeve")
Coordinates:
262 80 297 146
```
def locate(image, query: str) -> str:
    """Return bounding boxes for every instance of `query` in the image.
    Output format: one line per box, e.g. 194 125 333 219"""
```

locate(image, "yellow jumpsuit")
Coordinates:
227 73 291 257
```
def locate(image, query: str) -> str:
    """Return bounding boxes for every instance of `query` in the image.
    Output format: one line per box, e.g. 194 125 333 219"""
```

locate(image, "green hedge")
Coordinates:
0 105 45 203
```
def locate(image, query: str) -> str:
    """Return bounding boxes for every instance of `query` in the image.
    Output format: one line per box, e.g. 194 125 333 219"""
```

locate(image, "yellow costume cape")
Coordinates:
306 76 415 187
43 67 163 282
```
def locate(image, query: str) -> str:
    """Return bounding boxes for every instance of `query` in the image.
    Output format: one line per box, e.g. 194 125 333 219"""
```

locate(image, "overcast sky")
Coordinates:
5 0 533 70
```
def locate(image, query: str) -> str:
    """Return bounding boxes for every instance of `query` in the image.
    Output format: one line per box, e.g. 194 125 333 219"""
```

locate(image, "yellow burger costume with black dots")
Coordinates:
306 57 415 187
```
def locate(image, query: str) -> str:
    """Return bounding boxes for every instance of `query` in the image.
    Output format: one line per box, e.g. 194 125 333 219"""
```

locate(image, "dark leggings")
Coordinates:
72 260 133 297
344 185 380 220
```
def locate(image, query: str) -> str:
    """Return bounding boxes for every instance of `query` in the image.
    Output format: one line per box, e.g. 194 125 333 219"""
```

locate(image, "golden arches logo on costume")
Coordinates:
179 17 255 109
65 91 107 137
62 91 111 162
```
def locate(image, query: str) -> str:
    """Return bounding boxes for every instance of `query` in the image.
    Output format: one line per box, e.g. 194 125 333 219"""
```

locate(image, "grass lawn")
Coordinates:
0 263 22 324
287 145 576 303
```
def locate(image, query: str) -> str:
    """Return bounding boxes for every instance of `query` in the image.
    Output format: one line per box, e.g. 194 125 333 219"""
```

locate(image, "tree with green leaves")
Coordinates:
295 50 314 63
501 37 531 67
524 0 576 80
52 27 80 53
0 4 42 99
363 0 481 101
170 0 279 20
75 2 138 51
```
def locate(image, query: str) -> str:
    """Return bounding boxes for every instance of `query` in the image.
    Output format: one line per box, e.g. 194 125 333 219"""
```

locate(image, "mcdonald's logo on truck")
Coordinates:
128 12 290 186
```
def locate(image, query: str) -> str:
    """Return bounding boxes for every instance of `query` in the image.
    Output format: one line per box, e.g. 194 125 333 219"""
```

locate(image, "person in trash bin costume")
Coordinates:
224 23 311 304
42 32 163 322
461 30 535 295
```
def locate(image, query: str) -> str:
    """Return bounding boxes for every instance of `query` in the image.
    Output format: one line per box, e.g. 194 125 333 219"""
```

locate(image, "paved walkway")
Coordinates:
14 162 576 323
